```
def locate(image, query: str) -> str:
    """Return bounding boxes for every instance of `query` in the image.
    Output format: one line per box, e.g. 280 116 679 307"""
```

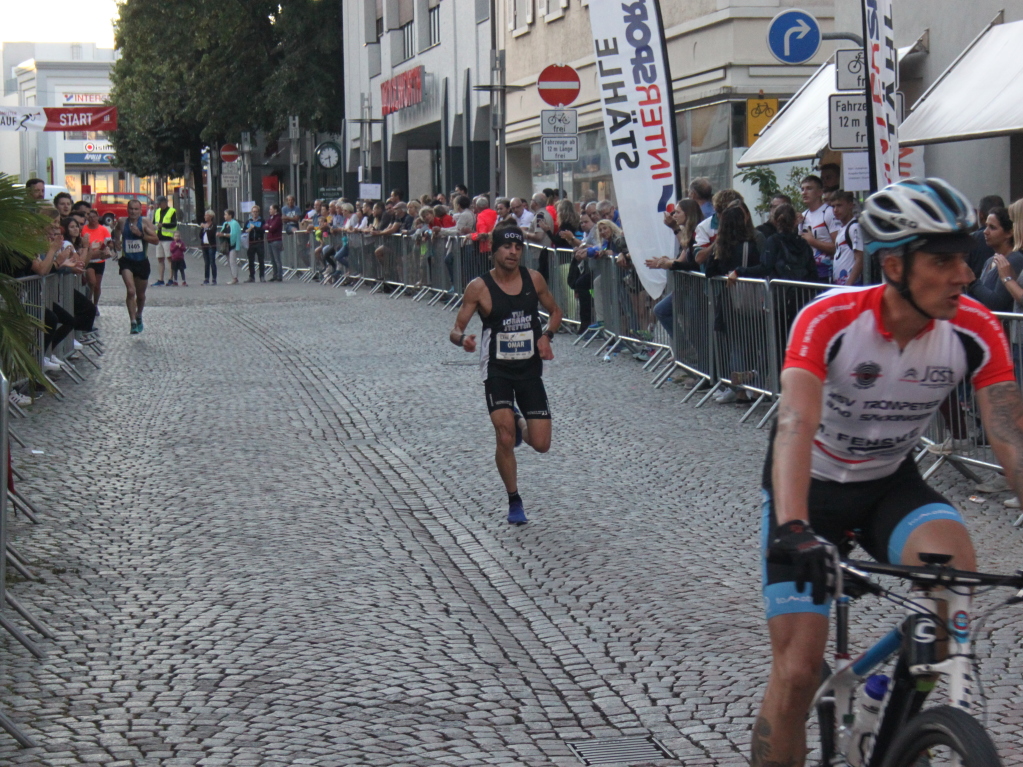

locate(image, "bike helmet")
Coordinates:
860 178 977 320
860 177 976 254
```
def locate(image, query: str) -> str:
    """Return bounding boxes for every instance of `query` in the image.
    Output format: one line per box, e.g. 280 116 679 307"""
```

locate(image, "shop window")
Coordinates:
677 102 732 197
731 101 747 149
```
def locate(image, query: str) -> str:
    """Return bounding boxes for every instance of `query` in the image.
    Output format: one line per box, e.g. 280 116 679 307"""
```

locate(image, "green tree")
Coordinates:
109 0 345 219
735 165 810 216
0 175 50 389
109 0 211 219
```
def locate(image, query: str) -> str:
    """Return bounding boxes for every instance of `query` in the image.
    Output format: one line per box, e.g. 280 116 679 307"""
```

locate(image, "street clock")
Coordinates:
315 141 342 169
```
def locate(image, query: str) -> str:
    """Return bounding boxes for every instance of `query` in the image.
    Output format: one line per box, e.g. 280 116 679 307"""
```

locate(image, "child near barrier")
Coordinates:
169 232 187 286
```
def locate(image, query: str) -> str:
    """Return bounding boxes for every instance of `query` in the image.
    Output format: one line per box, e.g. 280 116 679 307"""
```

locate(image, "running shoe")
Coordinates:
507 500 528 526
513 407 525 448
9 391 31 406
42 356 61 371
715 388 738 404
152 280 165 286
130 321 140 335
73 339 83 350
136 318 144 333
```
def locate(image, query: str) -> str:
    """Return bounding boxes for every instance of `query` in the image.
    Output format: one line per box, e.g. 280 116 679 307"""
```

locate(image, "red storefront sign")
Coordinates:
381 66 425 116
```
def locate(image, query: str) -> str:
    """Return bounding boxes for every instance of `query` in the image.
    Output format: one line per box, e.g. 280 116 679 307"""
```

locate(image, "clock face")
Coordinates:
317 144 340 168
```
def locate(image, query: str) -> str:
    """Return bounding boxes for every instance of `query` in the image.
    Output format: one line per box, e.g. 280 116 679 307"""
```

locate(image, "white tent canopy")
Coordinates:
737 63 835 167
901 19 1023 146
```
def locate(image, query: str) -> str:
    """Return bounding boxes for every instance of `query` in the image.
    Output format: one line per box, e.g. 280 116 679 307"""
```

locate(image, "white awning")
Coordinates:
737 62 835 167
901 19 1023 146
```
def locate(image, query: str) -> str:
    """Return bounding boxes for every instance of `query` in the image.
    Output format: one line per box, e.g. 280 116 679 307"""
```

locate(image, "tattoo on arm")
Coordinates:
983 381 1023 483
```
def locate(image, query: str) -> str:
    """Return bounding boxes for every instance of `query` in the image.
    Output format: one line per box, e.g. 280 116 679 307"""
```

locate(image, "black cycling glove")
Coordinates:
767 519 836 605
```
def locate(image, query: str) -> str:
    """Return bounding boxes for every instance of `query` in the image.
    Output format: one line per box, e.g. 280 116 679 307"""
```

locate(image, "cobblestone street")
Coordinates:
3 270 1023 766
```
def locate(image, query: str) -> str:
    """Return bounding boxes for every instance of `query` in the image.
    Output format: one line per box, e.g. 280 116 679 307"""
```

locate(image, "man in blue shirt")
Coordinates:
689 177 714 220
281 195 301 234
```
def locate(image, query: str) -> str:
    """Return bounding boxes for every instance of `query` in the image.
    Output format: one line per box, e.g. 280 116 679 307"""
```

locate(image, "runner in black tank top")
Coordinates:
478 266 543 382
449 224 564 525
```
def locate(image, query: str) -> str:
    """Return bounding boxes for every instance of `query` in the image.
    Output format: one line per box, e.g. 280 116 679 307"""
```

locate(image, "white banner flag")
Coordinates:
864 0 898 187
587 0 678 300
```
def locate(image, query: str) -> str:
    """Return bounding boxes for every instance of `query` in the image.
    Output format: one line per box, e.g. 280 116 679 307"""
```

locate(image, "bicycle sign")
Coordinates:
836 48 867 91
541 109 577 136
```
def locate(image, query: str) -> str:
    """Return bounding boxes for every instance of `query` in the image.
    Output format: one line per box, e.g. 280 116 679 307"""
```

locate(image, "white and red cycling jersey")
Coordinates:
784 284 1015 482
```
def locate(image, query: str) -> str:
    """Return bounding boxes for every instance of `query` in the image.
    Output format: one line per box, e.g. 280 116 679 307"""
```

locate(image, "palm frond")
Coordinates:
0 173 53 389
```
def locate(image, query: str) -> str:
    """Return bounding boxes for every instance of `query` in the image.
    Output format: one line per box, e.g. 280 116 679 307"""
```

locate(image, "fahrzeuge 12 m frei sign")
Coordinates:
586 0 680 300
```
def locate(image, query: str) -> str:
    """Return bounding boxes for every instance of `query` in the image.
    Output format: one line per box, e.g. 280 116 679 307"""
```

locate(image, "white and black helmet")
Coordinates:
860 178 976 255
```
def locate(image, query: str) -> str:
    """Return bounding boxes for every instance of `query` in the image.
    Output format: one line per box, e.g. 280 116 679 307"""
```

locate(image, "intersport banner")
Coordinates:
863 0 898 188
0 106 118 132
587 0 679 300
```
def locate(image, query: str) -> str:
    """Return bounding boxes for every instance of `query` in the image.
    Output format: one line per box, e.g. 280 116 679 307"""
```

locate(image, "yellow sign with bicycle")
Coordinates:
746 99 779 147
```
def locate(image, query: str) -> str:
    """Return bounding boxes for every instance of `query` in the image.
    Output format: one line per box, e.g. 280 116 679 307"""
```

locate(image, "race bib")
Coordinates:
496 331 534 360
124 240 143 254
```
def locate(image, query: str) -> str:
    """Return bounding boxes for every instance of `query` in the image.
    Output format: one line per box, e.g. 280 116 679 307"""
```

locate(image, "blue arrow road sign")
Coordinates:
767 9 821 65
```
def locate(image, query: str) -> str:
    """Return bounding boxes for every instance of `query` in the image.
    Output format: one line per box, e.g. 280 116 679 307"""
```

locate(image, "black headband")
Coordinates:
493 228 524 249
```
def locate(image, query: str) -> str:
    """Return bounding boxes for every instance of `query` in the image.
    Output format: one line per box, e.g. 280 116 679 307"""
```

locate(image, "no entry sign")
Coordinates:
537 64 580 107
220 143 240 163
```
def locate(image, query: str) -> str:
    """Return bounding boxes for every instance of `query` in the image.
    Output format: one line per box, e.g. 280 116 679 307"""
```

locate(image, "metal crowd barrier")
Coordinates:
281 231 312 279
653 276 831 425
582 256 671 367
15 276 45 371
177 223 203 258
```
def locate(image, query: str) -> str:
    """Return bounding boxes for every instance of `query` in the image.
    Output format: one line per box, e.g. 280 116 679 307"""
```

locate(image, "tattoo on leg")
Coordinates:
751 715 797 767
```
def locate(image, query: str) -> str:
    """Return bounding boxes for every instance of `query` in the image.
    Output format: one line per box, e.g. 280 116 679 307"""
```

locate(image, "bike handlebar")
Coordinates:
842 558 1023 589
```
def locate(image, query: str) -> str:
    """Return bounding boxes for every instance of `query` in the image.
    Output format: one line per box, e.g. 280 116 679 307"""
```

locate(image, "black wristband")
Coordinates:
542 330 554 341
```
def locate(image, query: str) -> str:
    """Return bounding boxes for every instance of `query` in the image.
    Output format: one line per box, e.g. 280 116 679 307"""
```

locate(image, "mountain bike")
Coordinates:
813 553 1023 766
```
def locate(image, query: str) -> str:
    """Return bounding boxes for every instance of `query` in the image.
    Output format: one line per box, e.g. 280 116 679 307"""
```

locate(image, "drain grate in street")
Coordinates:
566 736 674 765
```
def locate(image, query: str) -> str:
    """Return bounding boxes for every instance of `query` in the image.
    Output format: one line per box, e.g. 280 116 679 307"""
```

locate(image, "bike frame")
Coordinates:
812 558 976 766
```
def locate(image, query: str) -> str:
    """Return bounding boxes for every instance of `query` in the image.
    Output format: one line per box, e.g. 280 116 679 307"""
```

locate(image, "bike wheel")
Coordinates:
879 706 1001 767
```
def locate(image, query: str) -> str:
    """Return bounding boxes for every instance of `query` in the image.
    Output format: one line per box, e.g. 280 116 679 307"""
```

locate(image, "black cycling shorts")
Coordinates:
87 260 106 275
484 376 551 420
761 456 964 619
118 257 151 281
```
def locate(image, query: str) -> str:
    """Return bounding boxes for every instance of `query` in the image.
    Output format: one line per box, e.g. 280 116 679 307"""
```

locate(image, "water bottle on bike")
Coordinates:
841 674 889 766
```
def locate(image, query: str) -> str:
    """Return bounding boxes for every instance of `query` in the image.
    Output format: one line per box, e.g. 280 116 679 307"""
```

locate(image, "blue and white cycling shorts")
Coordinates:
761 456 965 619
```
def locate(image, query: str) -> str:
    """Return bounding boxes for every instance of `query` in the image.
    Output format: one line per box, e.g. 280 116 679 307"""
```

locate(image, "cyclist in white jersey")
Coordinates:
752 178 1023 767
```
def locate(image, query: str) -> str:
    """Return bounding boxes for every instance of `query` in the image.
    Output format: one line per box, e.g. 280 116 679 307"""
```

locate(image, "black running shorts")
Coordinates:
484 376 551 420
87 260 106 275
118 257 151 281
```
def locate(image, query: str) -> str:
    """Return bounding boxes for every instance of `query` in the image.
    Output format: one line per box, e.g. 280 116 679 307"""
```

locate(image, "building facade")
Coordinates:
1 42 134 196
341 0 496 200
497 0 840 204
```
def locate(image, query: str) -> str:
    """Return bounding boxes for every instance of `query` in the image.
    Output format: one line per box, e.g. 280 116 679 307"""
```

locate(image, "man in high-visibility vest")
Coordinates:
151 195 178 285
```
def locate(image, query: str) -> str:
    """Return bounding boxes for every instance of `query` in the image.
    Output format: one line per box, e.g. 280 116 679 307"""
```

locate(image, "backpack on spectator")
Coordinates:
772 234 818 282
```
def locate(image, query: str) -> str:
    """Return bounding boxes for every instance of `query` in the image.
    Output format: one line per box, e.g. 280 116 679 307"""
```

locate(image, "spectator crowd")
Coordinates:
9 173 1023 414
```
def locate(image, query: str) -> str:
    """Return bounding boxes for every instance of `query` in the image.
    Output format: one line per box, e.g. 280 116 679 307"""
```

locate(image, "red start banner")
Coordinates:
381 66 424 116
0 106 118 132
